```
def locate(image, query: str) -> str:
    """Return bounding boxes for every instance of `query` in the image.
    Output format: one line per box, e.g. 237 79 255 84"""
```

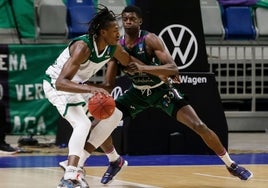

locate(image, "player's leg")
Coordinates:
176 105 253 180
59 147 91 188
58 105 92 188
87 108 127 184
59 120 95 188
59 108 122 187
99 135 128 184
98 90 141 184
43 80 90 187
176 105 224 154
66 136 125 186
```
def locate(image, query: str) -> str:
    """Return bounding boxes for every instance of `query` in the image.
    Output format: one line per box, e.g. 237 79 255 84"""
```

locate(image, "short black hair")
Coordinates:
122 5 142 18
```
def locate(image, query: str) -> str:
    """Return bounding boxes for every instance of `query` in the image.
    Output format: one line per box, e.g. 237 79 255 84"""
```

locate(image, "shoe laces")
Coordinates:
228 163 250 179
230 163 239 170
104 158 122 176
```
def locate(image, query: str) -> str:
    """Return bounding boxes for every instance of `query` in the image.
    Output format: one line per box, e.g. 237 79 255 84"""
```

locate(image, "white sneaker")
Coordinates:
77 167 89 188
59 160 89 188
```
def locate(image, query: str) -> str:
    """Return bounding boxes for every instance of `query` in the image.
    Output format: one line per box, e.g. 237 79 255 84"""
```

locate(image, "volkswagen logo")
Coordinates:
159 24 198 70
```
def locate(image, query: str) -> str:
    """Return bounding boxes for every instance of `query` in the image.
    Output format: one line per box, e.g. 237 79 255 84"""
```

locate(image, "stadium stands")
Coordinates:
0 28 20 44
65 0 96 38
222 6 257 40
97 0 128 35
200 0 225 39
67 4 96 38
255 6 268 38
202 1 268 131
2 0 267 42
35 0 68 43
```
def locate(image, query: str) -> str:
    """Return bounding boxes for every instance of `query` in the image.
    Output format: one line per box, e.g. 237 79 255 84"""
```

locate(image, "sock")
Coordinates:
218 149 235 167
64 166 78 180
78 150 90 168
106 147 120 162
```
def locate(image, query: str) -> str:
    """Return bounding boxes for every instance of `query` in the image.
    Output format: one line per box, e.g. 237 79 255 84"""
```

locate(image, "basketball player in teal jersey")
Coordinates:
43 6 146 188
59 5 253 185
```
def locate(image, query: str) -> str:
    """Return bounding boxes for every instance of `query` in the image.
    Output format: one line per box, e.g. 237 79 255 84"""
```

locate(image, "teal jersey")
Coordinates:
116 31 187 119
119 30 162 86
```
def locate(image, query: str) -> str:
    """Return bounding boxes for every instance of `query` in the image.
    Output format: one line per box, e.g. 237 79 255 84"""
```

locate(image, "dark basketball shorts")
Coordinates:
116 84 188 119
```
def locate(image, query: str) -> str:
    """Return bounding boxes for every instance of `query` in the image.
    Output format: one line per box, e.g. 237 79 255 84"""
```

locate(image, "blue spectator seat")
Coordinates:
223 6 257 40
67 5 96 38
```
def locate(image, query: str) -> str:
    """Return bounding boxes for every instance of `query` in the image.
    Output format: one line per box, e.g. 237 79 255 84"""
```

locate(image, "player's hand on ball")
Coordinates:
91 87 109 96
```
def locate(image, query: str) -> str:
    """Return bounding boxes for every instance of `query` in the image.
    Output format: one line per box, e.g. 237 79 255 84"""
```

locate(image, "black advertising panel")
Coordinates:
135 0 209 72
112 73 228 155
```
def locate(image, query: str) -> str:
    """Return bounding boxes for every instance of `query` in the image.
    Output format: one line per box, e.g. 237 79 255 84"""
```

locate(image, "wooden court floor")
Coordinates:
0 165 267 188
0 153 268 188
1 133 268 187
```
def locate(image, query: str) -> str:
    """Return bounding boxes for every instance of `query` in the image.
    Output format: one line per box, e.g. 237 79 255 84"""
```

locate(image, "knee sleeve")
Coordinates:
65 106 92 156
88 108 122 148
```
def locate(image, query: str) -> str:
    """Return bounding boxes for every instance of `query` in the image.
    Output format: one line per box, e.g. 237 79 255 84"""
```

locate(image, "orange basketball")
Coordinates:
88 92 116 120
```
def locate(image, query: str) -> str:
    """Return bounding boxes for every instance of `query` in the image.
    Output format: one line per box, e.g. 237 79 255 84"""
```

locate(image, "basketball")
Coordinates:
88 92 116 120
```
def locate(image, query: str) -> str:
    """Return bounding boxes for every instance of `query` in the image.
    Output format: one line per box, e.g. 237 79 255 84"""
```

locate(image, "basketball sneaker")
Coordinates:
226 163 253 180
59 160 89 188
101 156 128 184
57 177 81 188
0 142 17 155
77 168 89 188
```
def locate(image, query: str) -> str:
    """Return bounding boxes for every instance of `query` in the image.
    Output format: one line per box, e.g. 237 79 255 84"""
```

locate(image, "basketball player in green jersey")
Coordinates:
43 6 146 188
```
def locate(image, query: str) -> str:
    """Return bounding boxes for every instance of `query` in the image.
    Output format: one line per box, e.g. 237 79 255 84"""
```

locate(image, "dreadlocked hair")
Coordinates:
88 4 117 36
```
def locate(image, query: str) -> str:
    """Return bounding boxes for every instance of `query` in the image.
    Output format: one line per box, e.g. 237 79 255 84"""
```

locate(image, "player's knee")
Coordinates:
192 121 208 134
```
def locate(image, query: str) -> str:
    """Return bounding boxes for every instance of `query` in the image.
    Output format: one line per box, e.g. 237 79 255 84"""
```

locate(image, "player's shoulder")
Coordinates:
68 39 91 59
144 31 161 44
70 35 92 48
71 40 89 51
141 30 158 39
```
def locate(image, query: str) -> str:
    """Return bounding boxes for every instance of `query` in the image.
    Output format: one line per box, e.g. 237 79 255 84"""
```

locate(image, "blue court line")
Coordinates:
0 153 268 168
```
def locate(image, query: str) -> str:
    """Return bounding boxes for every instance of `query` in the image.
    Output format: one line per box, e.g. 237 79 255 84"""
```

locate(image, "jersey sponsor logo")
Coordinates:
158 24 198 70
111 86 123 99
137 43 144 55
